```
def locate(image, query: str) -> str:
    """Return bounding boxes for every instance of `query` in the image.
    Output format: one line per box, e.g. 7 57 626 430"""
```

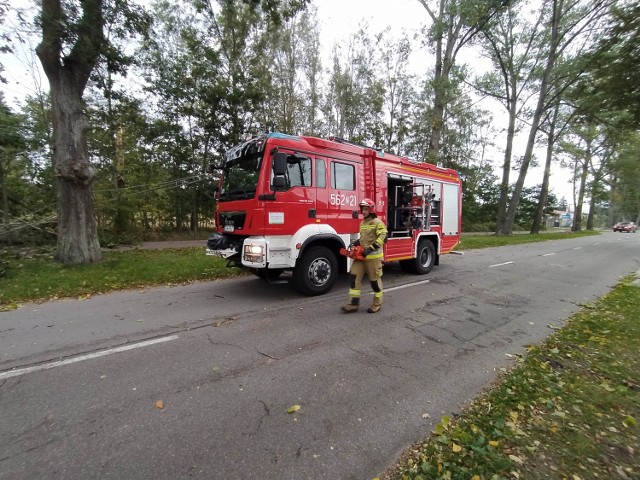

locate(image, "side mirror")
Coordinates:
273 152 287 176
272 176 287 191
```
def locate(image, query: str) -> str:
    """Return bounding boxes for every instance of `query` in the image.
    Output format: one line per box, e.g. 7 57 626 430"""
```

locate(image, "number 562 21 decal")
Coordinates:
329 194 357 207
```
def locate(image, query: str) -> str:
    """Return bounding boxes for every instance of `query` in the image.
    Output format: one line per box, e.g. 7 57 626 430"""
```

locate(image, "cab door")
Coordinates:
265 152 315 236
327 159 360 235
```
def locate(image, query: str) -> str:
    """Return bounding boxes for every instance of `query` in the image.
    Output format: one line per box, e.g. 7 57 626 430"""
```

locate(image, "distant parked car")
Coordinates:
613 222 637 233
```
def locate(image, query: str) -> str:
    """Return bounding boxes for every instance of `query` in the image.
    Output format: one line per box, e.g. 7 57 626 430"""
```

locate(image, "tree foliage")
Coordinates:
584 1 640 126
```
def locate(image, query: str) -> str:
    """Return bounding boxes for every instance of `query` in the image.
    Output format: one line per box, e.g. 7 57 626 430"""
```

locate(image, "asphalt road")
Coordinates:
1 232 638 480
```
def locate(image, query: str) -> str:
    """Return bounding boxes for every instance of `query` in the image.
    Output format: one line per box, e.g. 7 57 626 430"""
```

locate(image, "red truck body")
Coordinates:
207 133 462 295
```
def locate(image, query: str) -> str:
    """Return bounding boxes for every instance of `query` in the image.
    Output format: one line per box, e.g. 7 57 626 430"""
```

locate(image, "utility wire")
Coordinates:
0 175 213 239
93 174 208 194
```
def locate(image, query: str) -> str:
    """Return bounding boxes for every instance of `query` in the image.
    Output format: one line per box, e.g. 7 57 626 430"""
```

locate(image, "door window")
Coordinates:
316 159 326 188
285 156 311 188
331 162 355 190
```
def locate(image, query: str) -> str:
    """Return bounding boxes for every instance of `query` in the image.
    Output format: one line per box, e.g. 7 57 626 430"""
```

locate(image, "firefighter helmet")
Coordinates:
359 198 375 212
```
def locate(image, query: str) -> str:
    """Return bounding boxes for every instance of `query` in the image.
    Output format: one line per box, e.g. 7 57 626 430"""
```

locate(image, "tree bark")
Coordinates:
49 72 102 263
571 138 590 232
495 80 518 234
0 156 8 225
586 187 596 229
36 0 103 264
530 105 558 234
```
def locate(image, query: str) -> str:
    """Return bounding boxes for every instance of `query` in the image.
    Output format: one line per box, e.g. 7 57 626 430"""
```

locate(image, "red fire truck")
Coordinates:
206 132 461 296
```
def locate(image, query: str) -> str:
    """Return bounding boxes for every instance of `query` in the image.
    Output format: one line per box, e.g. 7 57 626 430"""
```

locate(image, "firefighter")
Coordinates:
341 198 388 314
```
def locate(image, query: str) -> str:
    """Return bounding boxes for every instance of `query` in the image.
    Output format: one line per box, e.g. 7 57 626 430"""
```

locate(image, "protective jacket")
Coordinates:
358 215 387 259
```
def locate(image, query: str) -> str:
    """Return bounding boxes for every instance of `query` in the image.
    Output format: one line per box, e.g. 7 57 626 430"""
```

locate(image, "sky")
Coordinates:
313 0 577 207
1 0 577 207
315 0 427 45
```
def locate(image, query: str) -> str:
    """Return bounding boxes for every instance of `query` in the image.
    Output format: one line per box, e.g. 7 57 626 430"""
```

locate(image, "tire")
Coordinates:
414 239 436 275
292 246 338 296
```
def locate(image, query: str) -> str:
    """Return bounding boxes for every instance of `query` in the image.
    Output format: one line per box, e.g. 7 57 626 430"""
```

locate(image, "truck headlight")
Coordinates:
243 244 264 262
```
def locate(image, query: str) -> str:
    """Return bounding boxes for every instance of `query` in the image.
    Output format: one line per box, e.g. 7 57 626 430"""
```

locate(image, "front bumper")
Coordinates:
206 248 238 259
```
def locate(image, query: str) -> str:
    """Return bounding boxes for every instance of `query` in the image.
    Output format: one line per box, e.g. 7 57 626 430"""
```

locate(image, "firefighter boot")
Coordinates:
367 296 382 314
341 297 360 313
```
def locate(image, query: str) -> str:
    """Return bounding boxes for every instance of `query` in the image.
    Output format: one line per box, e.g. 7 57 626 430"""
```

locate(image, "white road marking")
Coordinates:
0 335 179 380
384 279 431 292
542 253 556 256
489 261 514 268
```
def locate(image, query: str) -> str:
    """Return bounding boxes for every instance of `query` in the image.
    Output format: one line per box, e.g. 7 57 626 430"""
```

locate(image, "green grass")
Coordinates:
456 230 600 250
0 247 245 310
384 276 640 480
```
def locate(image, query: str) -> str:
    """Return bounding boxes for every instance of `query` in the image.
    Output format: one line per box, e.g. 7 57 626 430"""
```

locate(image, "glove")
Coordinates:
362 247 374 257
350 239 360 248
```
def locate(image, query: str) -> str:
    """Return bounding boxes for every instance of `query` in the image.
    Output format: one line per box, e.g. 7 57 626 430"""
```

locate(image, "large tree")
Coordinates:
35 0 150 264
497 0 610 235
475 1 546 233
417 0 507 163
36 0 105 264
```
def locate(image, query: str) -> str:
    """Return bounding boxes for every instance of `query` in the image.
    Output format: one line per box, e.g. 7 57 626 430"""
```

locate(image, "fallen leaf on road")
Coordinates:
155 400 164 409
287 404 301 413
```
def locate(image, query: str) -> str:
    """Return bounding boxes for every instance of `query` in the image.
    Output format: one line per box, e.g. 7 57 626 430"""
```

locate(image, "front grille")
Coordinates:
219 211 246 230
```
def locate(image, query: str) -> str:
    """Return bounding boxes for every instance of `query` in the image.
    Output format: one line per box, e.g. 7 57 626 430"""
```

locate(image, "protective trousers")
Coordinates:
344 258 383 313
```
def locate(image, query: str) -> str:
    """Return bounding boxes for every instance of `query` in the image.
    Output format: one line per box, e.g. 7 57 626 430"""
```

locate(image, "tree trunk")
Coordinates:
586 161 605 230
49 75 102 263
495 81 518 234
572 139 590 232
530 142 553 234
0 157 8 225
426 0 451 165
571 159 588 232
428 86 446 163
586 189 596 230
607 175 617 227
531 105 558 234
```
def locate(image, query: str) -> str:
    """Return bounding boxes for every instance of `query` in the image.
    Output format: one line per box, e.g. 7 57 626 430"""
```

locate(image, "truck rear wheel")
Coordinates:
293 246 337 296
401 239 435 275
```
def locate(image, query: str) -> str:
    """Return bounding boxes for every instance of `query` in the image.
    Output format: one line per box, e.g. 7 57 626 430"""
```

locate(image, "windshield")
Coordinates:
218 137 265 201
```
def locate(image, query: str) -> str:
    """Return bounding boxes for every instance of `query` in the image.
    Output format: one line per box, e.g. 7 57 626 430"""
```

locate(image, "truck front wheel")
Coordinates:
293 246 337 296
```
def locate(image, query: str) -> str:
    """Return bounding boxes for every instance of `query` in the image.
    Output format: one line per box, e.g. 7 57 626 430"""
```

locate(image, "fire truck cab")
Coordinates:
206 132 461 296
